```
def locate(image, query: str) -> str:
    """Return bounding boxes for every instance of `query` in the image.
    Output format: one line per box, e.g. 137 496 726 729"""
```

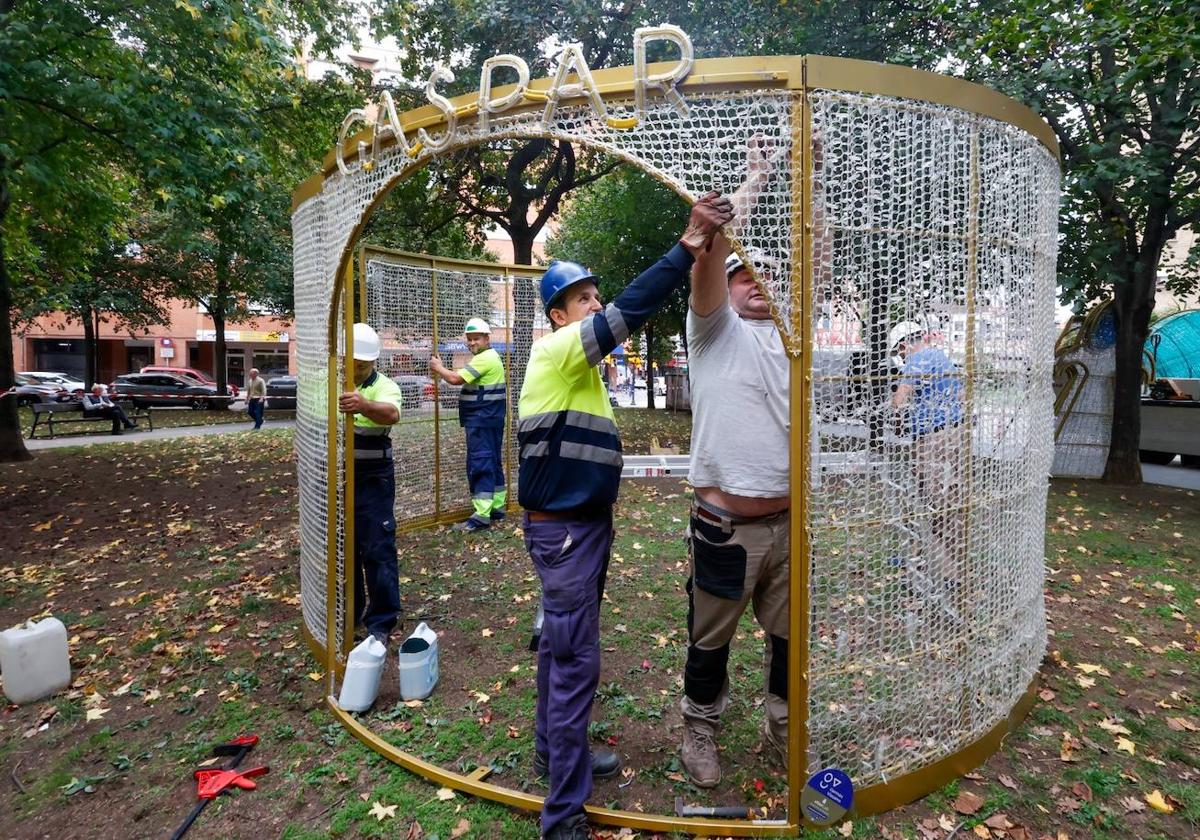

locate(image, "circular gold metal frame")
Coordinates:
294 54 1055 836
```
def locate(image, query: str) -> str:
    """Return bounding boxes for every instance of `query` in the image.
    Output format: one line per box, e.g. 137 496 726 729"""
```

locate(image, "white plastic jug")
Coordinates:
336 636 387 712
398 622 439 701
0 617 71 705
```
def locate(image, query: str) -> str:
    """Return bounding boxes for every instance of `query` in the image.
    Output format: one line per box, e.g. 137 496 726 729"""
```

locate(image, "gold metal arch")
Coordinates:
295 53 1055 836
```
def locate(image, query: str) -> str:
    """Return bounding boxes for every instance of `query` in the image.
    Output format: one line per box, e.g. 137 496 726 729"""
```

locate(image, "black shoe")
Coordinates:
533 748 620 780
453 517 490 532
111 430 123 436
543 812 589 840
490 508 507 522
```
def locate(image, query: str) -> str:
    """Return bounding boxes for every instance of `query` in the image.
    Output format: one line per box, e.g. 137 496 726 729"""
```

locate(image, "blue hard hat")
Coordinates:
539 260 597 315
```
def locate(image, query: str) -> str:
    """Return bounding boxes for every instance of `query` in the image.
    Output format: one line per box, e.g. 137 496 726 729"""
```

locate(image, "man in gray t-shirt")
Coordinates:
679 235 790 788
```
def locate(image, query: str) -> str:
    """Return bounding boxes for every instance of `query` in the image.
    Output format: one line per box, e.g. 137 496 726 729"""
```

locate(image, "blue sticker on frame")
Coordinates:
801 767 854 826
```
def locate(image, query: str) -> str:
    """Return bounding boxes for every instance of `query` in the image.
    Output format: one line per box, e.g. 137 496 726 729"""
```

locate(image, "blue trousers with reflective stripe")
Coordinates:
465 424 505 519
354 462 401 637
524 511 613 834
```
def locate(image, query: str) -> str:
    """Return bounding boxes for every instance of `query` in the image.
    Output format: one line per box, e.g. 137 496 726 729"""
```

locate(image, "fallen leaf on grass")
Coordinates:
937 813 955 832
1097 718 1131 736
435 787 456 801
838 821 853 837
369 801 397 821
1038 689 1056 701
307 672 323 681
998 773 1018 790
85 708 108 721
1144 790 1177 813
1115 736 1136 755
405 820 424 840
984 813 1013 830
1166 716 1198 732
1075 663 1110 676
952 790 984 815
972 825 990 838
1075 675 1096 689
481 628 493 638
449 818 471 839
1119 795 1146 813
1070 782 1093 802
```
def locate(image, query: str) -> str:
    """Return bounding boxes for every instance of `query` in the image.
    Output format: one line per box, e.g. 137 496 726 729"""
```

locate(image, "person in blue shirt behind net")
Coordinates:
889 321 967 586
518 191 733 840
430 317 508 532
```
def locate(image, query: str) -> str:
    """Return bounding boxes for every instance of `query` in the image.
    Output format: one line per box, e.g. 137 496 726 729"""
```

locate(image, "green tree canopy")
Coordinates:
547 165 690 405
919 0 1200 482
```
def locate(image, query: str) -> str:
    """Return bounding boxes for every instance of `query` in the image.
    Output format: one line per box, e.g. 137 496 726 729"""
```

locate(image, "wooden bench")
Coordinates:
28 401 154 440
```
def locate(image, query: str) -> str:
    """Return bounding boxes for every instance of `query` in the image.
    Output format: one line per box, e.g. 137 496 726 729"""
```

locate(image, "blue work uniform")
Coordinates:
900 347 963 437
457 346 507 525
518 242 695 835
353 370 405 638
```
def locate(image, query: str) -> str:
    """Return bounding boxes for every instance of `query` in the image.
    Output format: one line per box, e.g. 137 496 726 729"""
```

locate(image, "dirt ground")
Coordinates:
0 424 1197 840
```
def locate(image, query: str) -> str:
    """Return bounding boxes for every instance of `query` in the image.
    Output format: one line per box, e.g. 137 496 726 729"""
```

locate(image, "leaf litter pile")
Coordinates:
0 422 1196 840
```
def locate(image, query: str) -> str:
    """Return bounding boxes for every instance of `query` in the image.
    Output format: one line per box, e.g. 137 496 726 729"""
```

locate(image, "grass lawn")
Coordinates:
0 420 1195 840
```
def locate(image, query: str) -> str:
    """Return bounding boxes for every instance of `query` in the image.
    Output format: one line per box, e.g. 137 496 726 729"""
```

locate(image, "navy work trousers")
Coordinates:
354 461 401 637
524 511 613 835
465 424 505 519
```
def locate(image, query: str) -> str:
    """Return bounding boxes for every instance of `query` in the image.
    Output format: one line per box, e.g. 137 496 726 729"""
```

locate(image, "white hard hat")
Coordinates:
463 317 491 335
888 321 925 353
352 322 381 361
724 252 747 279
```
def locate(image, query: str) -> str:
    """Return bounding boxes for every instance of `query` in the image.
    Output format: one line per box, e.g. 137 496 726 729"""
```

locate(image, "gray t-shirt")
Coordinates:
686 304 790 497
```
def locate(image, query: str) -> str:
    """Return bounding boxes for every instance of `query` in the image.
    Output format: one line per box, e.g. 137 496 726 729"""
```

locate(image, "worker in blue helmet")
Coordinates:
519 190 734 840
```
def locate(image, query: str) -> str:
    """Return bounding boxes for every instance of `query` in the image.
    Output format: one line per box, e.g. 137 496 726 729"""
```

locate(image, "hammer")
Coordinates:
674 796 761 819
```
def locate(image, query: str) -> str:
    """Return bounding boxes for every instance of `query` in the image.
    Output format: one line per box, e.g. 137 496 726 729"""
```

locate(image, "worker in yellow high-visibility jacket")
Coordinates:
519 191 733 840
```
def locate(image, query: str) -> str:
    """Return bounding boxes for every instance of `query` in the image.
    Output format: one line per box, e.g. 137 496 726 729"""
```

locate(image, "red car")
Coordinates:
140 365 239 397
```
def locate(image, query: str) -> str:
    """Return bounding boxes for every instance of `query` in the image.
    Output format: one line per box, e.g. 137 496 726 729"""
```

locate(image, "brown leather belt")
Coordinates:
527 510 572 522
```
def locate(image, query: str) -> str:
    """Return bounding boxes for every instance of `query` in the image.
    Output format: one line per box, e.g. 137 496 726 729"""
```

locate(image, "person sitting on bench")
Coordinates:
81 384 137 435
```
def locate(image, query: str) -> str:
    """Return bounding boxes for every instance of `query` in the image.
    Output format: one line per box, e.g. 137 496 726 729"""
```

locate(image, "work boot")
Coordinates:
490 508 507 522
760 720 787 771
543 812 590 840
681 721 721 788
453 517 490 533
533 748 620 780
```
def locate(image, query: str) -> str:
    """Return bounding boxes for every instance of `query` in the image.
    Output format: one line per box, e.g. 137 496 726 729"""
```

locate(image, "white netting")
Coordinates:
807 91 1056 786
361 249 544 523
293 75 1059 799
1051 309 1115 478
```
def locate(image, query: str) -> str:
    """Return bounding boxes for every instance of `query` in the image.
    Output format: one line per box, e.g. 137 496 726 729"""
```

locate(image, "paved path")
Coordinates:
24 418 294 451
1141 459 1200 491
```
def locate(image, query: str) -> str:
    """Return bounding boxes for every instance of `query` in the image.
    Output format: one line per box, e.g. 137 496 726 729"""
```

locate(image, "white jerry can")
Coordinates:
0 617 71 705
398 622 439 701
336 636 387 712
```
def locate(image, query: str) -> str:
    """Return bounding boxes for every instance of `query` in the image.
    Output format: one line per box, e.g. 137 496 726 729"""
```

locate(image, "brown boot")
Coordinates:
681 721 721 788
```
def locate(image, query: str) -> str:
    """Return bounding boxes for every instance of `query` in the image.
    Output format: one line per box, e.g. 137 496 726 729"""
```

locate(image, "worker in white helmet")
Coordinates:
338 323 405 644
430 317 507 531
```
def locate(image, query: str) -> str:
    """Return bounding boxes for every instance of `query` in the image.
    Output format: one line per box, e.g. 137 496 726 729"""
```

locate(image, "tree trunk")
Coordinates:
82 306 97 387
508 232 537 421
0 164 32 462
1102 266 1156 484
212 250 230 398
645 322 656 410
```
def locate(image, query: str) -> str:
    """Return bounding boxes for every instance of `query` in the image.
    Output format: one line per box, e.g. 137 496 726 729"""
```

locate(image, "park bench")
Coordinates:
28 401 154 440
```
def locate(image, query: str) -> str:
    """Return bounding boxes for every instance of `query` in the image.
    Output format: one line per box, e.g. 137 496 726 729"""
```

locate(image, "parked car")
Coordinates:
11 374 69 406
18 371 86 395
110 372 226 410
140 365 239 398
265 375 297 410
392 374 459 411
